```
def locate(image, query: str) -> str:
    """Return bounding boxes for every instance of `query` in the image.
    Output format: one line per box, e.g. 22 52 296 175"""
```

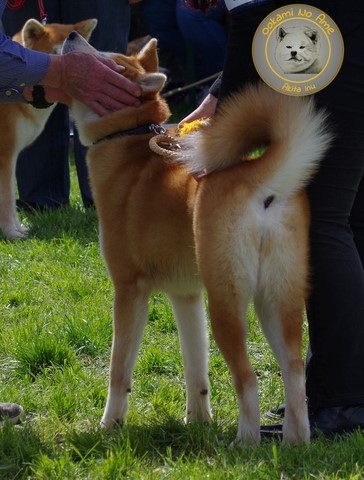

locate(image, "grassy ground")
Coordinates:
1 156 364 479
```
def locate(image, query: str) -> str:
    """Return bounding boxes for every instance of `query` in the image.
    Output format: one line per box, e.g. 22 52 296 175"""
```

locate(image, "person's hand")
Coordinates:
178 93 218 126
41 52 142 116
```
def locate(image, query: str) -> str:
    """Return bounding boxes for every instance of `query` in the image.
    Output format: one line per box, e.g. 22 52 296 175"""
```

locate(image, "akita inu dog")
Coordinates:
0 17 97 240
63 32 332 444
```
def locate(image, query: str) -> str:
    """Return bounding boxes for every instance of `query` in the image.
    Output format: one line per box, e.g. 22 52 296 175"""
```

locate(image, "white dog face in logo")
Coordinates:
275 26 321 74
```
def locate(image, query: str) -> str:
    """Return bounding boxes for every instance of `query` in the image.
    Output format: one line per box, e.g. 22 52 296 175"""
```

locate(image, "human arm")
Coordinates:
178 0 276 124
216 1 276 101
0 30 142 115
178 69 222 124
178 92 218 125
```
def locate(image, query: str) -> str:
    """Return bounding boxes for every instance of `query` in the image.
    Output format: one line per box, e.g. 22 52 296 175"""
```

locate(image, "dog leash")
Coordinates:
149 120 208 160
150 118 210 162
149 133 181 161
7 0 48 24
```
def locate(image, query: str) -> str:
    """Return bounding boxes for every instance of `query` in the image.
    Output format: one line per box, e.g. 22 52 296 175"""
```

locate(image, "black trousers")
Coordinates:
219 4 364 410
305 25 364 409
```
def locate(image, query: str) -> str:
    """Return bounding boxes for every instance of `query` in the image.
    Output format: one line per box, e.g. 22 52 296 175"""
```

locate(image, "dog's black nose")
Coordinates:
291 51 297 57
68 31 77 40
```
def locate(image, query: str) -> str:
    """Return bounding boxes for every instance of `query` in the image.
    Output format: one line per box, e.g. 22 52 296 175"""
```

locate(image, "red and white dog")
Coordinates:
0 18 96 240
63 31 332 444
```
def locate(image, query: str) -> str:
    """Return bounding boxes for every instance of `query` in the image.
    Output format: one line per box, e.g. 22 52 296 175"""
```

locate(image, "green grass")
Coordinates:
1 162 364 479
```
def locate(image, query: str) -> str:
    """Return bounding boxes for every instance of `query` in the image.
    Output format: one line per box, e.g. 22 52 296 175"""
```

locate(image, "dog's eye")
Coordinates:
299 46 305 49
286 45 292 49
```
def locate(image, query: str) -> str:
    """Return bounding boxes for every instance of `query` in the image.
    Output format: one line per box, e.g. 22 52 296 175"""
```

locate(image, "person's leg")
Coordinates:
305 26 364 422
142 0 187 85
72 136 93 207
61 0 131 207
350 174 364 266
176 0 227 80
60 0 131 52
261 22 364 439
15 104 70 209
3 2 70 209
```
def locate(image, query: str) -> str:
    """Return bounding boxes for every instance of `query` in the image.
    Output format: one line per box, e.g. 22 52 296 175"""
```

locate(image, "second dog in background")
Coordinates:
0 17 97 240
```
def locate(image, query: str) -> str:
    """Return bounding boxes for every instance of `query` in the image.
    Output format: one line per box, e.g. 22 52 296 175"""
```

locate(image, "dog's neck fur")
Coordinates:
73 97 170 146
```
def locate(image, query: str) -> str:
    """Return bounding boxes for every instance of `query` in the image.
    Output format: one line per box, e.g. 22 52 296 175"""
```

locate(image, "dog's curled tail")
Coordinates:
178 83 333 195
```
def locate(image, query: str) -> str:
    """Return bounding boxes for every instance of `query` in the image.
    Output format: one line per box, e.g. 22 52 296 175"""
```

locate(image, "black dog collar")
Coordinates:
94 123 166 145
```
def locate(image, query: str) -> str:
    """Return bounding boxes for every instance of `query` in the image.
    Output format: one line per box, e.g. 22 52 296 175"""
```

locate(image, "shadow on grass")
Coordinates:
66 417 364 462
1 418 226 479
66 418 233 463
3 417 364 478
20 205 99 245
0 422 51 479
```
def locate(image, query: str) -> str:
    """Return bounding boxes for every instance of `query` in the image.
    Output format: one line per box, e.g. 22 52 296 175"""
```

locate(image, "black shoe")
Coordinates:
261 404 364 440
260 423 283 439
309 405 364 438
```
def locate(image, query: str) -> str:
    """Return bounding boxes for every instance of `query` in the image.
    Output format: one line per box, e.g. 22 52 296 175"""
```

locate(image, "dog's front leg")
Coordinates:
101 287 149 431
0 151 28 239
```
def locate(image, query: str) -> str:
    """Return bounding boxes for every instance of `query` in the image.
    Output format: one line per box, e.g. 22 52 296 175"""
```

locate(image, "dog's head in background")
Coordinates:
13 17 98 54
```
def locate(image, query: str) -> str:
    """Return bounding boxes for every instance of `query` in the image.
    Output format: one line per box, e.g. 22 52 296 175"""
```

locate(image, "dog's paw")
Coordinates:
184 410 213 425
100 416 124 432
282 423 310 444
2 224 29 240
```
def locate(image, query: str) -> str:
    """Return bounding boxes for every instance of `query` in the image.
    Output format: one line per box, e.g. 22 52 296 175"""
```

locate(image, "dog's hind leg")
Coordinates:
168 292 212 423
207 290 261 444
255 298 310 444
101 286 149 431
254 200 310 444
194 194 261 443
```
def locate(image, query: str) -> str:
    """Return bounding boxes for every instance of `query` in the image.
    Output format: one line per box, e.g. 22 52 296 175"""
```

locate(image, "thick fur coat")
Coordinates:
64 33 332 444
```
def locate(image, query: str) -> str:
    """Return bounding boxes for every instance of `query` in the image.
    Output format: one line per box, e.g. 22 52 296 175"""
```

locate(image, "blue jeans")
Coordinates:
176 0 227 80
142 0 226 85
3 0 131 208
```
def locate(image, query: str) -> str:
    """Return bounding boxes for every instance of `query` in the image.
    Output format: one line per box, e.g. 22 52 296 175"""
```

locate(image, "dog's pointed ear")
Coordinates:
21 19 45 48
305 29 319 44
277 27 287 41
139 72 166 94
137 38 159 73
74 18 98 41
